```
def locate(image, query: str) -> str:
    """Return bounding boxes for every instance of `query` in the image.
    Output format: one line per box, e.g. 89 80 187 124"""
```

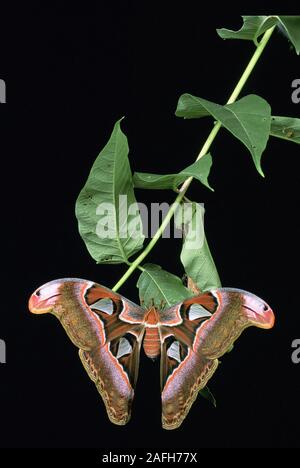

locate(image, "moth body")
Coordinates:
143 307 161 359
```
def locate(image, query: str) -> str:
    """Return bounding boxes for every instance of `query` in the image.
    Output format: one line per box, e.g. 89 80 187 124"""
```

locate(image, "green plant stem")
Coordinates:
112 25 276 292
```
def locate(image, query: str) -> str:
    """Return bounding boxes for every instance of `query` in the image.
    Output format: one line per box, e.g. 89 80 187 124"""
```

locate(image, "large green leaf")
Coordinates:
133 153 213 191
217 16 278 43
177 202 221 292
217 16 300 54
137 264 193 309
75 119 144 264
278 17 300 55
270 116 300 144
176 94 271 176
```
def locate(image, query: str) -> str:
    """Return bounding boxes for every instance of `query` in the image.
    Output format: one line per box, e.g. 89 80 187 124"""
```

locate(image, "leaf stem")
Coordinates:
112 25 276 292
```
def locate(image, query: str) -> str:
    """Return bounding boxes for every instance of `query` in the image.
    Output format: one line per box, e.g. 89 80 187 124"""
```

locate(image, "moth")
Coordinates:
28 278 275 429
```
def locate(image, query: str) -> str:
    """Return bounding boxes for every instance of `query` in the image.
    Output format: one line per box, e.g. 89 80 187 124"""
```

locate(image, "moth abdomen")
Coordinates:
143 327 161 359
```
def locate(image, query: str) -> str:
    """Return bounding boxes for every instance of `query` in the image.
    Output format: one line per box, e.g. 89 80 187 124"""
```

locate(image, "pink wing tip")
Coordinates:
245 302 275 329
28 292 39 313
260 306 275 329
28 281 62 314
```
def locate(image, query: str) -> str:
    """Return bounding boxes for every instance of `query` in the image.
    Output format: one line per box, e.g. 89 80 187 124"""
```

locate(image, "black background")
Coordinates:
0 6 299 449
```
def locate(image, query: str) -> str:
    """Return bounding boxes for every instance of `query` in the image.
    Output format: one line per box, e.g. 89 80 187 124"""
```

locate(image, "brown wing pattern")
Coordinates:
160 288 275 429
28 278 146 425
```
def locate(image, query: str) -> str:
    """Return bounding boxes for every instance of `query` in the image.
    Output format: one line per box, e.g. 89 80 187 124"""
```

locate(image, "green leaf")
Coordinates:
133 153 213 191
199 386 217 407
217 16 300 54
177 202 221 292
137 264 193 309
217 16 278 43
75 119 144 264
134 172 177 190
270 116 300 144
176 94 271 176
276 17 300 55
